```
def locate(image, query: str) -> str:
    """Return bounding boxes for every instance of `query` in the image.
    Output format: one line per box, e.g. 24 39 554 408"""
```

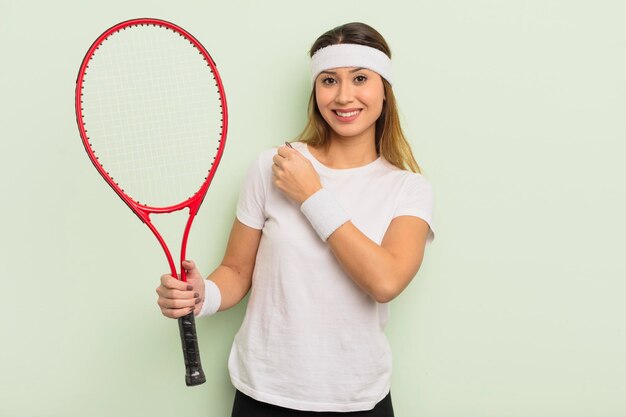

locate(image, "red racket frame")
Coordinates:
75 18 228 386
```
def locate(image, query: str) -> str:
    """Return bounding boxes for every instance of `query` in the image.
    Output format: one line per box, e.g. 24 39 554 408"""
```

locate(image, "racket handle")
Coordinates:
178 313 206 386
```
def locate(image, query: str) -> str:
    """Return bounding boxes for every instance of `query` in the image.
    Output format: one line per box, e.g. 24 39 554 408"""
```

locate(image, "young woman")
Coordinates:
156 22 435 417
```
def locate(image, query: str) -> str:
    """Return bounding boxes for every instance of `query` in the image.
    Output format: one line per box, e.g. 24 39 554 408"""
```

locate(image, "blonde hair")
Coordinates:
296 22 422 173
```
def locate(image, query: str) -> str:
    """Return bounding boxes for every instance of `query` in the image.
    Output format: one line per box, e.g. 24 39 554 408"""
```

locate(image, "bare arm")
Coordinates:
156 219 262 318
326 215 431 303
209 219 262 311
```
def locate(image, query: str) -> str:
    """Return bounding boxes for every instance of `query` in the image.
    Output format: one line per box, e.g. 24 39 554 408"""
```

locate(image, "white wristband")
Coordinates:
300 188 350 241
196 279 221 318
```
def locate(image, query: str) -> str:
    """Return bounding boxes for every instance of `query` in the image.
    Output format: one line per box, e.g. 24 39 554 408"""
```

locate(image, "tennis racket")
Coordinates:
75 18 228 386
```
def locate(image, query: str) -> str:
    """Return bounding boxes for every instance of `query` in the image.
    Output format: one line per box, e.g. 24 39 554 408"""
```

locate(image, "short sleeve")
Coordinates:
394 174 436 243
236 154 268 230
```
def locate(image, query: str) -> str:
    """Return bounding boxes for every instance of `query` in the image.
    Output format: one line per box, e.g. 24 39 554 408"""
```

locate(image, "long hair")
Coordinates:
296 22 422 173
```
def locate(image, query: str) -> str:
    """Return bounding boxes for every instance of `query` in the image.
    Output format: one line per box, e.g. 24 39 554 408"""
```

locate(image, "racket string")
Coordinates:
81 24 224 207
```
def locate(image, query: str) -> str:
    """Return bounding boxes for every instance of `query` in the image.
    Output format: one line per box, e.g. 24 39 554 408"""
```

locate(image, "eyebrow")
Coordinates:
319 67 367 75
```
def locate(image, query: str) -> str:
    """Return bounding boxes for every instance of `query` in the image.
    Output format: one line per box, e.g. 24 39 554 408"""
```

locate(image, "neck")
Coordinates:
310 129 378 169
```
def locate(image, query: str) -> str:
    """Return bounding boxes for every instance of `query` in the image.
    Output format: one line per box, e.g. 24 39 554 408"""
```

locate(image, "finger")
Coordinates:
283 143 299 155
276 146 292 158
156 286 199 300
272 153 286 167
272 162 285 179
272 167 287 188
161 306 196 319
160 274 194 291
158 296 200 309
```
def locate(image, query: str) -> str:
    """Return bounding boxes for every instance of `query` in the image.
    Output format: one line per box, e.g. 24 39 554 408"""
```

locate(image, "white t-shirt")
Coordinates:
229 141 435 412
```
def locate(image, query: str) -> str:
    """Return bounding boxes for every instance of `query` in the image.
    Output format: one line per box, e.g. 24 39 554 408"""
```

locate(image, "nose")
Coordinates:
334 81 354 105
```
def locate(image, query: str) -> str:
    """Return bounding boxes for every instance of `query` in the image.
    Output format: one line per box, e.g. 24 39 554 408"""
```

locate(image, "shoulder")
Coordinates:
403 171 433 190
245 146 280 175
378 159 433 190
400 172 434 203
240 146 280 191
256 146 279 165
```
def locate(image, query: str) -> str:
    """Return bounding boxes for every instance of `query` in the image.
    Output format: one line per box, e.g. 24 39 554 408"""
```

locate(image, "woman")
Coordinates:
156 22 435 416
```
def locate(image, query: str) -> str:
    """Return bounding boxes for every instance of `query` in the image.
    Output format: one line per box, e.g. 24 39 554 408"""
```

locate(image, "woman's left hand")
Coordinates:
272 144 322 204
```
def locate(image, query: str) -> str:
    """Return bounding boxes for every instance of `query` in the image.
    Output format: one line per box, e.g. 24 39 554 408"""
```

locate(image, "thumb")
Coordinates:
182 259 196 269
182 259 200 276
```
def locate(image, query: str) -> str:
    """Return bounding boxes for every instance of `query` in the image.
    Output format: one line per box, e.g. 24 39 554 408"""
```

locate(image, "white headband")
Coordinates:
310 44 393 87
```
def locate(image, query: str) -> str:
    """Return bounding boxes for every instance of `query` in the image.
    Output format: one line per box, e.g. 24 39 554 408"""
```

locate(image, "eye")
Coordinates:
354 74 367 84
321 76 337 86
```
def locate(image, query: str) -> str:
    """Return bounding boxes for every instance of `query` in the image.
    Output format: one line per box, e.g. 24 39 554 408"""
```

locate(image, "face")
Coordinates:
314 67 385 142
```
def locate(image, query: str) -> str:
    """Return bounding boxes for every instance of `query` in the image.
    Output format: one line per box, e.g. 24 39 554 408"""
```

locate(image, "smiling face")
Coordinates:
314 67 385 143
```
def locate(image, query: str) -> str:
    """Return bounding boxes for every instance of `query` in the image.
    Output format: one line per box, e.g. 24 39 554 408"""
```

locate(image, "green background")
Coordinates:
1 0 625 416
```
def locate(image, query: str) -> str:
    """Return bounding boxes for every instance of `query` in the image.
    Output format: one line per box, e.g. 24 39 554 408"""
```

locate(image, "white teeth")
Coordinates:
335 110 360 117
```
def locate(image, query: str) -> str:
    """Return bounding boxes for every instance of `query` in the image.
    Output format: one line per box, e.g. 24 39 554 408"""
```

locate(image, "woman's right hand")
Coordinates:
156 259 205 318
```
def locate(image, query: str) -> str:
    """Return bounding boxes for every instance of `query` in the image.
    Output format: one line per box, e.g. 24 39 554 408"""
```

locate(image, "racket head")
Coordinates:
75 18 228 215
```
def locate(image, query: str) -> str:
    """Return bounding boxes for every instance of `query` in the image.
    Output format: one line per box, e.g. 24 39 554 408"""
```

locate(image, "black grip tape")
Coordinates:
178 313 206 386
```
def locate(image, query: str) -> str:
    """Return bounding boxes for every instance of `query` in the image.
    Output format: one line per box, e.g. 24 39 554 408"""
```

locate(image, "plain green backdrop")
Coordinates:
1 0 625 416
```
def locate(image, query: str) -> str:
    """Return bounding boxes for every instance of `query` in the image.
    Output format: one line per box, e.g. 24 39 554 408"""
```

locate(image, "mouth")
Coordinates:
332 108 362 121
